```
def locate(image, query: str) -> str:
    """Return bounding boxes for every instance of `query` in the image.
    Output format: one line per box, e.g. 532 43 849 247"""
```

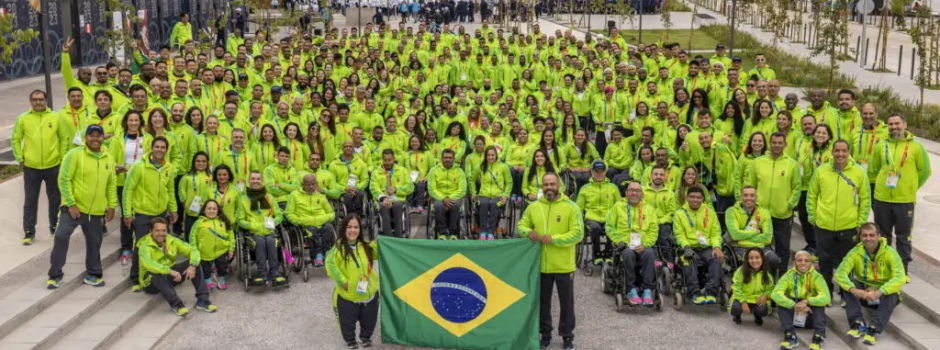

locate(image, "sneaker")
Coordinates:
655 260 662 268
626 288 640 305
862 327 877 345
217 277 228 290
22 237 34 246
593 258 603 266
196 301 218 313
417 207 425 214
487 233 494 240
704 294 717 304
315 253 324 267
360 339 372 347
438 235 447 240
120 250 132 266
46 277 62 289
692 293 706 305
642 289 654 306
840 299 847 308
478 234 487 240
563 337 574 350
253 277 266 286
846 320 866 339
732 315 742 324
83 275 105 287
173 306 189 316
809 334 823 350
273 276 288 287
206 278 216 290
539 334 551 349
755 316 764 326
347 343 359 349
131 284 142 293
449 235 458 240
780 332 798 350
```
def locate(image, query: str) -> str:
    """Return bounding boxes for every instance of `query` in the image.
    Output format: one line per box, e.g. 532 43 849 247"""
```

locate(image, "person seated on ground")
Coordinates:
138 217 216 316
836 223 907 346
285 174 336 267
326 214 378 349
578 160 621 265
772 250 831 350
673 186 724 305
264 146 300 207
370 149 414 238
428 149 468 240
725 186 781 267
238 171 287 287
188 199 234 291
606 181 659 306
730 247 775 326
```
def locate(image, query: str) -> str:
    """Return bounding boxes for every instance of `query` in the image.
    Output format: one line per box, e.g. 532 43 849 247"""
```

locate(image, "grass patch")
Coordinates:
664 0 692 12
0 164 22 182
848 86 940 139
603 29 722 49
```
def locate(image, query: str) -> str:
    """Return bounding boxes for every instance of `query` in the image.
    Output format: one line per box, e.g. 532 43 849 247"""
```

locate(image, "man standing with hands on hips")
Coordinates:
867 113 931 274
517 172 584 350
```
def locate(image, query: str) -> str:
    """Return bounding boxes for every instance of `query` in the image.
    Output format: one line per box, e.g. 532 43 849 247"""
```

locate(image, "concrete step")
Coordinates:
0 261 129 350
0 230 122 340
58 283 197 350
903 274 940 330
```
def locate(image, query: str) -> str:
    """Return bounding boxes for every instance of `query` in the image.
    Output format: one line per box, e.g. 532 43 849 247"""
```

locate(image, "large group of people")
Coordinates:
11 11 931 350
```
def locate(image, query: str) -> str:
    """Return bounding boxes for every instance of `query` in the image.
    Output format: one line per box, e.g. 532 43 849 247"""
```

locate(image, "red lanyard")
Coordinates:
130 134 141 161
886 141 911 169
291 140 298 161
627 202 642 229
70 106 86 127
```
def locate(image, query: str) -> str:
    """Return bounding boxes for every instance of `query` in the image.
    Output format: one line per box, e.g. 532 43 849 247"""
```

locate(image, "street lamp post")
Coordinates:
639 0 643 43
40 0 53 108
729 0 736 57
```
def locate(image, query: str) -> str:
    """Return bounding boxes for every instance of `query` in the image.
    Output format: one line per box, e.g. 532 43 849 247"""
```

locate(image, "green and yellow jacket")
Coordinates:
138 233 200 288
58 146 118 215
517 195 584 274
836 238 907 295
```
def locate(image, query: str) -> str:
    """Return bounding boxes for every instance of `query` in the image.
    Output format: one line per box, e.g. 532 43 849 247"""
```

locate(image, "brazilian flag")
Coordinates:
379 237 541 350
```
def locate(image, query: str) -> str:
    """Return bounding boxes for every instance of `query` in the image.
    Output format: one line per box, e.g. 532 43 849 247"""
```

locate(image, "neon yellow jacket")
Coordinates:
745 154 801 219
643 184 678 224
849 122 888 177
188 217 235 261
369 165 415 203
771 267 831 308
107 133 153 185
868 132 932 203
264 162 300 203
576 177 621 222
731 267 775 304
470 162 512 198
122 155 177 217
178 172 214 217
673 203 721 249
296 167 342 200
428 164 468 200
326 241 379 303
59 104 90 150
517 195 584 273
836 238 907 295
237 192 283 236
58 146 118 215
217 146 258 188
725 203 773 248
285 189 335 228
138 233 200 288
605 200 659 248
13 108 68 169
807 161 871 231
329 156 370 191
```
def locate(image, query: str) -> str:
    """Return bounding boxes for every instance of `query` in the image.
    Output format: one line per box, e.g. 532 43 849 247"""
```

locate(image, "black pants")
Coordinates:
872 199 914 273
200 255 229 278
778 302 826 337
183 215 199 241
816 228 857 296
173 175 184 234
594 131 608 158
48 209 105 279
511 168 524 196
656 224 675 262
730 300 769 318
570 171 590 191
623 248 657 290
130 212 169 286
379 201 406 237
335 296 379 345
116 186 133 252
143 261 210 308
586 220 610 261
772 217 793 273
433 199 462 237
23 165 60 237
304 224 336 256
540 272 575 340
408 181 428 208
715 194 736 234
843 279 900 331
797 191 816 250
342 191 366 217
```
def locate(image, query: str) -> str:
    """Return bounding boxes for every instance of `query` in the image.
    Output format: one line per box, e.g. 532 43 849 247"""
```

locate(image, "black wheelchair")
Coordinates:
601 245 665 312
233 223 303 291
668 243 731 311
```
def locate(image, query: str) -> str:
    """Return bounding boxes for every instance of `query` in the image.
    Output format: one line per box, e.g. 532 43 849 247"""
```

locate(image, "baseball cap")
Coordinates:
86 124 104 135
271 86 283 93
732 56 743 62
592 160 607 171
716 44 726 49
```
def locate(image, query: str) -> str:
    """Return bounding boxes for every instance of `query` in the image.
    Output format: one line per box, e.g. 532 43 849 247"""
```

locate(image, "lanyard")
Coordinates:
488 166 504 190
191 173 199 193
384 167 394 189
682 207 708 229
350 245 372 275
409 151 420 169
216 184 230 205
627 202 642 229
885 140 911 170
859 125 878 155
70 106 87 127
743 204 758 227
864 248 879 282
341 157 352 174
125 133 142 161
257 197 274 216
794 272 812 301
834 166 856 189
231 148 248 175
291 140 299 161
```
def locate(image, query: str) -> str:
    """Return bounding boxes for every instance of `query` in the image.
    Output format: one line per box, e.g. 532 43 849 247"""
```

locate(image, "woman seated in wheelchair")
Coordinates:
522 149 563 202
189 199 235 291
285 173 336 267
673 186 725 305
369 149 414 238
606 181 659 306
730 247 775 326
238 171 287 287
469 145 512 240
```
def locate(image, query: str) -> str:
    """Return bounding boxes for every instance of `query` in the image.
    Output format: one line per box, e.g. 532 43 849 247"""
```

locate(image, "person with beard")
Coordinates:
60 38 97 107
46 124 117 288
239 171 287 287
517 172 583 350
110 68 134 109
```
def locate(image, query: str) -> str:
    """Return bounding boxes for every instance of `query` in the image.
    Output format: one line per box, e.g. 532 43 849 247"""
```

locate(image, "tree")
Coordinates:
810 0 842 93
903 5 932 115
96 0 142 66
0 13 39 64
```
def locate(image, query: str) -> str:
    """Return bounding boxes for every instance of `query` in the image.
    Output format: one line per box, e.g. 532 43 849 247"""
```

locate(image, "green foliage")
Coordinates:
808 0 843 92
664 0 692 12
96 0 142 66
832 86 940 139
0 14 39 64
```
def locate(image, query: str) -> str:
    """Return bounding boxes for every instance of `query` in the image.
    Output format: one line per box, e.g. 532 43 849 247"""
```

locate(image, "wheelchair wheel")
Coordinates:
673 292 684 310
615 293 624 312
278 230 292 288
655 289 664 312
659 266 673 295
235 233 250 292
600 264 612 294
288 226 308 282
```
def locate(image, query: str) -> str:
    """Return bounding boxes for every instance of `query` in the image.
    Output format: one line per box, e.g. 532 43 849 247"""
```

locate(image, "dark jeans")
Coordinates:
623 248 657 290
540 272 575 340
23 165 60 237
47 209 105 279
730 300 769 318
797 191 816 249
143 261 210 308
816 228 857 296
872 200 914 273
843 279 900 331
586 220 611 261
183 215 199 242
477 197 502 234
342 190 366 217
379 201 406 237
511 168 524 196
715 194 736 233
335 296 379 345
408 180 428 208
772 217 793 273
130 213 169 286
304 224 336 256
252 234 281 277
656 224 675 262
433 199 462 238
682 248 722 296
778 301 827 336
199 255 229 278
594 130 608 158
116 186 133 251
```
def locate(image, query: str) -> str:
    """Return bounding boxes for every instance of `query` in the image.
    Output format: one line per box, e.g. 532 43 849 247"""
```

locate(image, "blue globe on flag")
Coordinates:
430 267 488 323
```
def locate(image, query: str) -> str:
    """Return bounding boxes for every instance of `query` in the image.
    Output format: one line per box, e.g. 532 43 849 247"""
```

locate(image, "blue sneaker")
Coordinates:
315 253 324 267
539 334 551 349
46 277 62 289
642 289 654 306
627 288 640 305
780 332 798 349
83 275 105 287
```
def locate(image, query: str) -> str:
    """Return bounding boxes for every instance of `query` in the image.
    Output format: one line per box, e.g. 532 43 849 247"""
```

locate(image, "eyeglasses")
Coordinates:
746 84 756 87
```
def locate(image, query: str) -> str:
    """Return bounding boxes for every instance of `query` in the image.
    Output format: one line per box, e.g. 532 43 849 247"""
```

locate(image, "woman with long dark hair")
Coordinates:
470 146 512 240
734 132 767 200
567 128 601 190
179 152 214 236
730 247 774 326
522 149 558 202
326 214 378 349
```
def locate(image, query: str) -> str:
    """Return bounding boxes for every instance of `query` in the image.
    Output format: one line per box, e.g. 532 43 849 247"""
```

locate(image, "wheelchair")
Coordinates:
370 198 413 239
234 224 299 291
668 245 729 311
575 222 610 277
601 245 665 312
279 221 333 283
425 197 471 239
466 195 518 240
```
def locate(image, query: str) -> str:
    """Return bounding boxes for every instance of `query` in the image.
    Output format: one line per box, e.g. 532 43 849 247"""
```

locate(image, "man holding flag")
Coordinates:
517 172 584 350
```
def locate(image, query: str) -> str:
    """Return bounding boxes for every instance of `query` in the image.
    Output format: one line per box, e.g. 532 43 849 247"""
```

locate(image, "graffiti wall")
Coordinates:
0 0 66 81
